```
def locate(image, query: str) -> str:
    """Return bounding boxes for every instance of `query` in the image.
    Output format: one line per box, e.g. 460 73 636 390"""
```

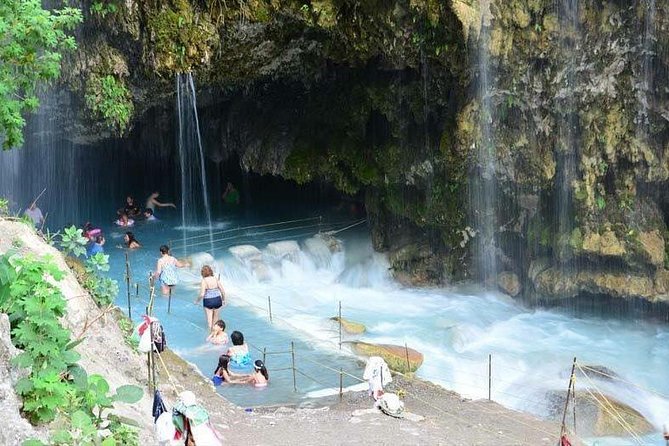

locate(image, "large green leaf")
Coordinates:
112 385 143 404
68 364 88 391
71 410 93 429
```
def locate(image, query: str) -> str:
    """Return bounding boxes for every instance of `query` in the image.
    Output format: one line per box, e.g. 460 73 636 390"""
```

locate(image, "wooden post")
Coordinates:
404 342 411 374
291 341 297 392
339 368 343 399
338 301 342 350
167 287 172 314
558 357 577 445
125 252 131 319
268 296 273 323
488 354 492 401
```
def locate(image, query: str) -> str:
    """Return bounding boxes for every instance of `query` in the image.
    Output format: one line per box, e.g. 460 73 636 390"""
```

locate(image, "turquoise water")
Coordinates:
105 209 367 408
100 210 669 445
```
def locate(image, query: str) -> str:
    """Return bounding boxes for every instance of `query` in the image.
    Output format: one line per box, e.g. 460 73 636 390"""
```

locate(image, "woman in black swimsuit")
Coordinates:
194 265 226 332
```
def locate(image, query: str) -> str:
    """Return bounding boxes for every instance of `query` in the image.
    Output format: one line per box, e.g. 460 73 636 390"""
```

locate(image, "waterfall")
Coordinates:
472 0 498 286
0 91 80 227
554 0 580 265
175 73 214 255
637 0 656 137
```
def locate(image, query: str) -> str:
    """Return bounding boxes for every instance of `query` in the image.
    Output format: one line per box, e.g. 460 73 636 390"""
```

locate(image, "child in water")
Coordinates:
211 354 249 386
206 320 228 345
250 360 269 387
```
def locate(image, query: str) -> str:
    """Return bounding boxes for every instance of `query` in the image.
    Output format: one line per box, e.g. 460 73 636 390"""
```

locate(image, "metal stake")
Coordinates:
558 358 577 446
338 301 342 350
339 368 343 399
125 252 131 319
168 287 172 314
291 341 297 392
404 342 411 373
268 296 273 323
488 354 492 401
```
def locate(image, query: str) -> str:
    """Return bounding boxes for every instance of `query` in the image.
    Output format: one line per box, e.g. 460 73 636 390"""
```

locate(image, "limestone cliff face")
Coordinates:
455 0 669 302
41 0 669 301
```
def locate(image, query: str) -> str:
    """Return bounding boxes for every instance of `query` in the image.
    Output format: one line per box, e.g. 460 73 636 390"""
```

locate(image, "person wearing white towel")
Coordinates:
363 356 392 401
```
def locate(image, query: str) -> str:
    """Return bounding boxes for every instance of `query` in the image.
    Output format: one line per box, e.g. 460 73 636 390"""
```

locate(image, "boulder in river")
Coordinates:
497 271 521 297
350 342 423 374
266 240 300 263
329 317 366 334
546 390 654 437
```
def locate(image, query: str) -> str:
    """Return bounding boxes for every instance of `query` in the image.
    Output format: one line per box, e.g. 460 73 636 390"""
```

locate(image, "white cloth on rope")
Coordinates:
135 316 160 353
363 356 392 398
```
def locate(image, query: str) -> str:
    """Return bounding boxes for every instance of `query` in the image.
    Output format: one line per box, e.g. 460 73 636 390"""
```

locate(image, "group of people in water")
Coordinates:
150 244 269 388
76 190 268 389
115 193 175 228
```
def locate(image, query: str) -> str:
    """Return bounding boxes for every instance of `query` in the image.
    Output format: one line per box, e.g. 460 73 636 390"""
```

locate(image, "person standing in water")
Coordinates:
146 192 176 212
88 235 105 256
24 202 44 227
122 196 141 218
194 265 226 332
222 182 240 205
153 245 188 295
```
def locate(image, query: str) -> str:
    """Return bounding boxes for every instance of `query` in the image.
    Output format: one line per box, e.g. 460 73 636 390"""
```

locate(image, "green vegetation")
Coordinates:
0 251 141 444
0 0 81 149
58 225 119 308
147 0 217 72
85 74 134 133
91 0 119 18
59 225 89 258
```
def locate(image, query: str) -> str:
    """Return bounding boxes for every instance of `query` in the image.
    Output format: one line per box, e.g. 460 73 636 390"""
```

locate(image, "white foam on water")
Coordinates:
213 236 669 442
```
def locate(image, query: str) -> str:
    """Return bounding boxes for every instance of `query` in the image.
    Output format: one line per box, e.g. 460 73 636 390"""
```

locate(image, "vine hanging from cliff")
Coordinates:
0 1 82 149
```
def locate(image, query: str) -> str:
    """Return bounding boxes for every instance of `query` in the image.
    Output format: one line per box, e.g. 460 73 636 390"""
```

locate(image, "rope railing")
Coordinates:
579 364 669 401
169 217 364 253
131 275 667 440
172 216 323 243
122 254 665 446
575 362 646 445
170 221 328 251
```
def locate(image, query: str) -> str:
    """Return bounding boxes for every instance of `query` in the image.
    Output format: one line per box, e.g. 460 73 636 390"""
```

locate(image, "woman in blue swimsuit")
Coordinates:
194 265 226 332
226 331 252 375
153 245 188 295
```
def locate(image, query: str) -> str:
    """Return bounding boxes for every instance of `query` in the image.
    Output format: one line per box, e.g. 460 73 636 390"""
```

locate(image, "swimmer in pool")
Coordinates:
206 319 228 345
250 359 269 387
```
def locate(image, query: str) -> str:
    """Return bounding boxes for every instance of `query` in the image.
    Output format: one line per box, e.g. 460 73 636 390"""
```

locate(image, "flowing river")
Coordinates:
103 210 669 446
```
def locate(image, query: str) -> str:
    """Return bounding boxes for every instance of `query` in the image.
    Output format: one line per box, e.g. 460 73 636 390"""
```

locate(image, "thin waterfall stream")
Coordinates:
175 73 215 255
472 0 498 286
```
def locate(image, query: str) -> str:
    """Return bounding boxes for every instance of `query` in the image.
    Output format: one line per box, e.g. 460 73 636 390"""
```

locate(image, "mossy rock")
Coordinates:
350 341 423 374
547 391 654 437
329 317 366 334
